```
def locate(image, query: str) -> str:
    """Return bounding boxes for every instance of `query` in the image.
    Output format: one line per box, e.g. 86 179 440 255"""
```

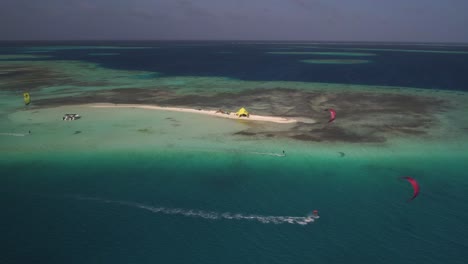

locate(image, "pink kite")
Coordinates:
325 108 336 123
402 176 420 201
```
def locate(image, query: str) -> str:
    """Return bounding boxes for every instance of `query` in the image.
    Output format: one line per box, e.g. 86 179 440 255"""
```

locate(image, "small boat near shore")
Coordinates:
62 114 81 121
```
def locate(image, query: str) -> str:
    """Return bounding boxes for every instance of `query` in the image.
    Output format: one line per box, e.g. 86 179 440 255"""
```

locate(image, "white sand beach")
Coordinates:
86 103 313 124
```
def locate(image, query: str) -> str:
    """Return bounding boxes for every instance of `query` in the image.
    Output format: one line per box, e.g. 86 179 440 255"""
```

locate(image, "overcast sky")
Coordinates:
1 0 467 42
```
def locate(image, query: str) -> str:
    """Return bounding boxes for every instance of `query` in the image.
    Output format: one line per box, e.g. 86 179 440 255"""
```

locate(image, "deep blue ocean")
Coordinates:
2 41 468 90
1 42 468 264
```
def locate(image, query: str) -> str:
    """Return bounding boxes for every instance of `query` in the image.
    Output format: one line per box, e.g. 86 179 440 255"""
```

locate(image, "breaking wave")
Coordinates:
74 196 316 225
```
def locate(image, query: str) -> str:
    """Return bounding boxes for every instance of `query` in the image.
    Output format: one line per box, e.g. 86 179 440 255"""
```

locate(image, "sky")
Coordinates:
1 0 467 42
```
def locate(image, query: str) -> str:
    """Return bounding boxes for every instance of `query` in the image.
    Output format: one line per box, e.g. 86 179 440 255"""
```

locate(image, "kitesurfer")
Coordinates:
312 210 319 218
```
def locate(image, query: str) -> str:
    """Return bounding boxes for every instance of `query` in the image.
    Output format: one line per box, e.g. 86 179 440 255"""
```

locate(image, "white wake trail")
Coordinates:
74 196 316 225
248 151 286 157
0 132 28 137
178 147 286 158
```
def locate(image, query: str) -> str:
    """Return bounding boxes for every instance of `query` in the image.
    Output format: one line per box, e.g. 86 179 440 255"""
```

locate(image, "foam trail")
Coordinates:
184 147 286 157
249 151 286 157
74 196 316 225
0 132 27 137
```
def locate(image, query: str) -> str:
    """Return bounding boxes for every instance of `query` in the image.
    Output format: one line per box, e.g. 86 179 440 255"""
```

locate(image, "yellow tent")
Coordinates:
236 107 249 117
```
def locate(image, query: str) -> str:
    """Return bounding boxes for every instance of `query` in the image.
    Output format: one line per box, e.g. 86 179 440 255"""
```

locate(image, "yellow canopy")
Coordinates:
23 92 31 105
236 107 249 117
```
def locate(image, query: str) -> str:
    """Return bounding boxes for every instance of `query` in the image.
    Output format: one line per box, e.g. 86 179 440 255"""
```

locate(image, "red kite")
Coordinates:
325 108 336 123
402 176 419 201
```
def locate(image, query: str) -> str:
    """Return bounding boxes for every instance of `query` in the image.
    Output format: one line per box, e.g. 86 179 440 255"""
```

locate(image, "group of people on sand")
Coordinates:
215 109 231 115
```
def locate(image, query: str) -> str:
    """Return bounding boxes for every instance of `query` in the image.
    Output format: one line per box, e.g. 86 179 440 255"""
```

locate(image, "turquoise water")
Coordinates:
1 42 468 263
1 150 467 264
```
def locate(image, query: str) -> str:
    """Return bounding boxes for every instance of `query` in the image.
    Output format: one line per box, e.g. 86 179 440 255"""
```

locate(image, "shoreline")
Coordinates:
85 103 314 124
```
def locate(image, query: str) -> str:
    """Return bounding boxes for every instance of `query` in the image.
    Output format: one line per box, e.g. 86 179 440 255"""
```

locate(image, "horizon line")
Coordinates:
1 39 468 46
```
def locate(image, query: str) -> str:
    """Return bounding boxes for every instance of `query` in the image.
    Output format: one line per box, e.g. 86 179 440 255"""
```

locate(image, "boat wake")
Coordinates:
176 147 287 158
248 151 286 157
0 132 28 137
74 196 316 225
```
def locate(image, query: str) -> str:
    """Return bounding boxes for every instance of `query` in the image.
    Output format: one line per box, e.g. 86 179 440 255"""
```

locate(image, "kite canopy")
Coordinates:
236 107 249 117
402 176 419 201
326 108 336 123
23 92 31 105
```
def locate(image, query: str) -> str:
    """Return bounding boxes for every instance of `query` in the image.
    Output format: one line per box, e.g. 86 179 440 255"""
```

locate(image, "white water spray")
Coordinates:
0 132 28 137
74 196 317 225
